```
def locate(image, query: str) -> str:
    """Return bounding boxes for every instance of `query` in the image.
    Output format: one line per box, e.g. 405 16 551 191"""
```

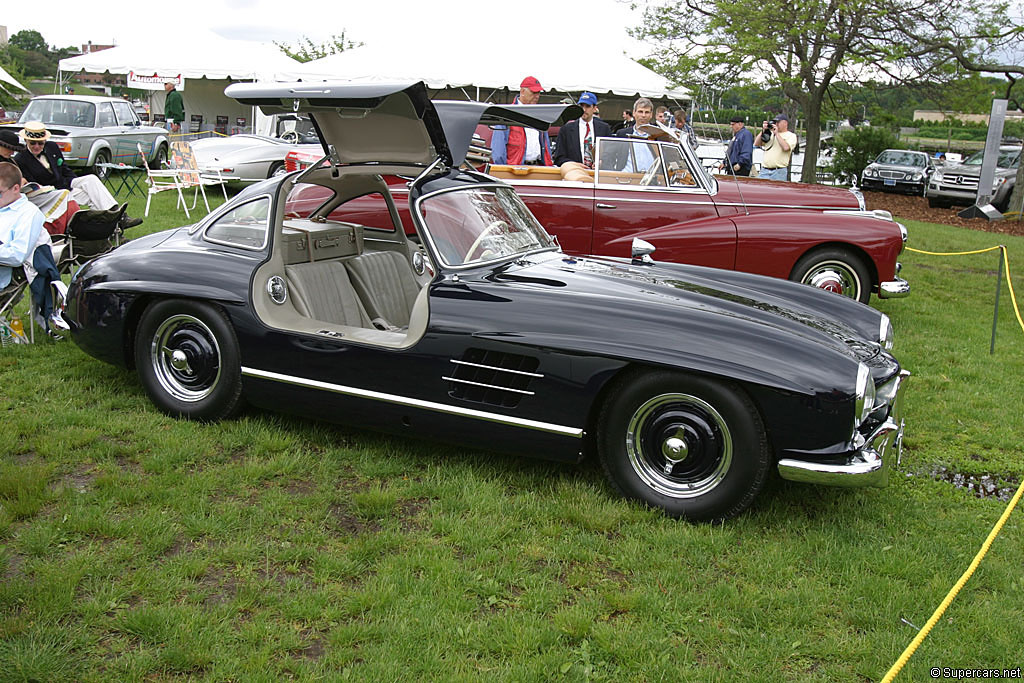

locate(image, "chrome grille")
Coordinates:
879 170 907 180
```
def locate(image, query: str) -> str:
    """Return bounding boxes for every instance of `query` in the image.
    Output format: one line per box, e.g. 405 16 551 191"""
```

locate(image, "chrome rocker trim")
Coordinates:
241 366 584 438
777 370 908 487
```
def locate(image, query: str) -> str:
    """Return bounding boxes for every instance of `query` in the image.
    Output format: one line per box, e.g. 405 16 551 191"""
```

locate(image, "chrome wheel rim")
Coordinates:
802 260 861 299
149 314 221 402
626 393 732 498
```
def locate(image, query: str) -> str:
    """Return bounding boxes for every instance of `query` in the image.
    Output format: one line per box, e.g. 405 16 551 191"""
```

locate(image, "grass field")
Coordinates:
1 184 1022 681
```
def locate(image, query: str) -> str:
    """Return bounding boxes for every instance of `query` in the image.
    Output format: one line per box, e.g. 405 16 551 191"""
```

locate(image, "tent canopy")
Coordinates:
58 32 299 81
279 43 688 100
0 63 28 93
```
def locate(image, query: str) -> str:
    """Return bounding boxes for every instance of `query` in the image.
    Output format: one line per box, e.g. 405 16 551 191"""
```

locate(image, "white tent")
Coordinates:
58 33 300 132
0 63 28 93
278 43 688 101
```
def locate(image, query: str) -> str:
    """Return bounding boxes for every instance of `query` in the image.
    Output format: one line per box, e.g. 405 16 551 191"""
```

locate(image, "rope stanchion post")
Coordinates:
991 246 1004 354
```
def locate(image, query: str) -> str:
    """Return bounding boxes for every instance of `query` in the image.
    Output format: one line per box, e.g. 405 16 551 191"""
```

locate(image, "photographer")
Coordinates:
753 114 797 180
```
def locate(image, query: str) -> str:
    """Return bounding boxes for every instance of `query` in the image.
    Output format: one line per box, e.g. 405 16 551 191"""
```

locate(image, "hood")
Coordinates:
453 253 897 395
714 175 862 209
225 81 579 168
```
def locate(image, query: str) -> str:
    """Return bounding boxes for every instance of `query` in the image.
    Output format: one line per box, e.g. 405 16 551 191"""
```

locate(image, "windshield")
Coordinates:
419 186 556 267
962 148 1021 169
876 150 925 167
19 99 96 128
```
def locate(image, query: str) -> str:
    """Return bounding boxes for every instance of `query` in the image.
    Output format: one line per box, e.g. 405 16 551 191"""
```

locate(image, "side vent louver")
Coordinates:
444 349 542 408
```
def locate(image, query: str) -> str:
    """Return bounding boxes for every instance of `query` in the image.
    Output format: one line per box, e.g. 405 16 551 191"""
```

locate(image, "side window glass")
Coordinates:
113 101 137 125
205 197 271 249
95 104 115 128
662 146 699 188
283 182 335 219
595 139 666 187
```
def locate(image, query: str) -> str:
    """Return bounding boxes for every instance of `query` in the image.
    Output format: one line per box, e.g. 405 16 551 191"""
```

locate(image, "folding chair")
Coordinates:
170 140 238 202
137 142 191 219
57 205 126 275
0 268 30 345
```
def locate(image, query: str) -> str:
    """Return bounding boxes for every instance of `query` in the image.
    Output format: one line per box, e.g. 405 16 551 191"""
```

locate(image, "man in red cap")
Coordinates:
490 76 553 166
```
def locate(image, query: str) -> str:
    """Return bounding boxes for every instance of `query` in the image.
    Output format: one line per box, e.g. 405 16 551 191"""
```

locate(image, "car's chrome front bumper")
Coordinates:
778 370 909 488
878 277 910 298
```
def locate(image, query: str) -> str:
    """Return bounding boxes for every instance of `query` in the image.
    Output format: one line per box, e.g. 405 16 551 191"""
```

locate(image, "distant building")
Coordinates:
1 25 8 46
80 41 115 54
914 110 1024 124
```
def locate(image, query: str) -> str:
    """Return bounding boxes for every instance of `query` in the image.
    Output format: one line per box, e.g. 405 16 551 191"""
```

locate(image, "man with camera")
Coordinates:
754 114 797 180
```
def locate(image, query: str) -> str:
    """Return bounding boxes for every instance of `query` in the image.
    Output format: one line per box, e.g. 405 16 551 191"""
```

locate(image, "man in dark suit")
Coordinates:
15 121 142 228
554 92 612 168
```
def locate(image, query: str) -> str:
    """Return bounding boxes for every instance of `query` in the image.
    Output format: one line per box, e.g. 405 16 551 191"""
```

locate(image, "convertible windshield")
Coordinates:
19 99 96 128
419 186 556 266
876 150 926 167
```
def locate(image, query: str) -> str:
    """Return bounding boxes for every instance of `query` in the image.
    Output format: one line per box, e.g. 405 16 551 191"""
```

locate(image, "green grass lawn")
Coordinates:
1 187 1023 681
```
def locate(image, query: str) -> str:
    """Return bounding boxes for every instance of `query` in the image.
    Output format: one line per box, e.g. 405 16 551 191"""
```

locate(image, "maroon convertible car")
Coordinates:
286 118 909 304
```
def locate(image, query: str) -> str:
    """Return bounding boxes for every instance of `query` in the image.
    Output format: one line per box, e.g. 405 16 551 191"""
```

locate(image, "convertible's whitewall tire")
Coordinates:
135 299 243 421
791 247 872 304
596 370 770 522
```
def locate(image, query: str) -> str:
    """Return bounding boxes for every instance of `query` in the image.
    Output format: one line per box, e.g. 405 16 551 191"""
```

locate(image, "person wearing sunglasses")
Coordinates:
14 121 142 230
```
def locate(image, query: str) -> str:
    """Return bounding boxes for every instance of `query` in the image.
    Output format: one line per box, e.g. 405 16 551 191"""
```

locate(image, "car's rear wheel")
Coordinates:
135 299 243 421
791 247 871 304
153 144 168 169
596 370 770 522
92 149 112 180
268 161 286 178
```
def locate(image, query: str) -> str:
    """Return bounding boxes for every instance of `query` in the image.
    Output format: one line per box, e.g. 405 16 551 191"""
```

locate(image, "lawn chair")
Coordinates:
138 142 192 219
55 204 126 275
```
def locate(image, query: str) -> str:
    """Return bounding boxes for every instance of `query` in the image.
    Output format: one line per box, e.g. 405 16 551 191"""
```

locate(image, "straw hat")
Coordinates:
19 121 51 143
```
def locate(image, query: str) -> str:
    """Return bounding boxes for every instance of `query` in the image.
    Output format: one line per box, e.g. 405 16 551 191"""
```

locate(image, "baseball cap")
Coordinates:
774 114 788 122
520 76 543 93
577 92 598 106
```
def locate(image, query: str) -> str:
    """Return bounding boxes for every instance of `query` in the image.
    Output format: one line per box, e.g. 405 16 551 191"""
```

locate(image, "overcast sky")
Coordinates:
6 0 649 58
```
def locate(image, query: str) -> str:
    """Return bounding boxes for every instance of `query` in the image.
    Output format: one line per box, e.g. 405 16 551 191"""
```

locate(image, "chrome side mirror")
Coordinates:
631 238 656 264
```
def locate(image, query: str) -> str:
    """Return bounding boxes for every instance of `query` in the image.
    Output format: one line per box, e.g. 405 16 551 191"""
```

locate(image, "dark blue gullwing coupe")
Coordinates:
64 82 908 522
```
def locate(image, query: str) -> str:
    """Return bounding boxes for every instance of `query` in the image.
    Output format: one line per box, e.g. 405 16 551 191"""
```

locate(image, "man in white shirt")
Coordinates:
754 114 798 180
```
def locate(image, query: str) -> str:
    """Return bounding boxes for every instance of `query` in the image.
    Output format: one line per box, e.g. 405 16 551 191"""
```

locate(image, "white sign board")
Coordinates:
127 72 185 92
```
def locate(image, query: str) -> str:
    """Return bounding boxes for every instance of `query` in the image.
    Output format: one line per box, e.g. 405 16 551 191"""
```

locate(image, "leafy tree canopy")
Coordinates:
276 32 362 63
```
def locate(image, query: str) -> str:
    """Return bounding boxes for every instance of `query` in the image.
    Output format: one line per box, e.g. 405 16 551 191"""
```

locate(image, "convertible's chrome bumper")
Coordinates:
878 277 910 299
778 370 909 488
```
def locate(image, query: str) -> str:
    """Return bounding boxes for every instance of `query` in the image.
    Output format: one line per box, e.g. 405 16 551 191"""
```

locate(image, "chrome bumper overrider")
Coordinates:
878 277 910 299
778 370 909 488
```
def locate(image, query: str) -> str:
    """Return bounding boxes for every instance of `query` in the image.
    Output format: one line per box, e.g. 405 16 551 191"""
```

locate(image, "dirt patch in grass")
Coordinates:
328 505 382 536
862 190 1024 236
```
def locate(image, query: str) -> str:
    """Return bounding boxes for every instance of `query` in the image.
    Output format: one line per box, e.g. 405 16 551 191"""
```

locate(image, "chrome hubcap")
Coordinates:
626 393 733 498
803 261 860 299
150 314 221 402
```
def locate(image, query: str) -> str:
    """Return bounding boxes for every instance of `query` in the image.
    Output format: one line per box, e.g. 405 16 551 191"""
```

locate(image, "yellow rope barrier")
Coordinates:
881 243 1023 681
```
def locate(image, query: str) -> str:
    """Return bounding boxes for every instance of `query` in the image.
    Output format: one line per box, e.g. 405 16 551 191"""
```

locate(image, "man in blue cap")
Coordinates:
554 92 612 168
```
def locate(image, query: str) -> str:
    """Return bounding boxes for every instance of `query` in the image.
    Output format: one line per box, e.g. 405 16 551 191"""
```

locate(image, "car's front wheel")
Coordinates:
596 370 770 522
791 247 871 304
135 299 243 421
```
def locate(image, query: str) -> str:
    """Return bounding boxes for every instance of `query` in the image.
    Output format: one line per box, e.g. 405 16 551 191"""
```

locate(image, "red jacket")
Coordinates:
505 126 553 165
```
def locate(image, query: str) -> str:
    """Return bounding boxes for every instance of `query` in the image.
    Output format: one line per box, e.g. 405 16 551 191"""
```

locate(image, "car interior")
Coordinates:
245 169 433 349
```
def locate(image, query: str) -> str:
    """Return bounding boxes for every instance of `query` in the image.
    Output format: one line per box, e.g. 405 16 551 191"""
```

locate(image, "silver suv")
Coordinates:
926 144 1020 211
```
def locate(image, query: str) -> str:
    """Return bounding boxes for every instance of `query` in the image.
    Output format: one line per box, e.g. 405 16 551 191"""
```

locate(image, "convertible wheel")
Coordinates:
135 299 243 421
268 161 286 178
791 247 871 304
596 370 770 522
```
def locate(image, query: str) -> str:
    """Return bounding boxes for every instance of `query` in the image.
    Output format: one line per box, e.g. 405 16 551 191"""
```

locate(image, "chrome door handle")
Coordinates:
596 203 616 209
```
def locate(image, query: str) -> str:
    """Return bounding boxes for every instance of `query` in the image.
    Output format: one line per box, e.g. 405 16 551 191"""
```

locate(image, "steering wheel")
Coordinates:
280 130 300 144
639 162 661 186
465 220 507 262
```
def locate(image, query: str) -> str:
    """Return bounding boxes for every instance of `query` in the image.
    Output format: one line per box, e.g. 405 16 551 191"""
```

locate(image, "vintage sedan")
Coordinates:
860 149 935 196
1 95 170 179
64 82 908 522
291 119 909 304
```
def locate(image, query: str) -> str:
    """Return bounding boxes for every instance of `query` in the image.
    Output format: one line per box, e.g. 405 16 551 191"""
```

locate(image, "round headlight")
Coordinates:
911 172 922 181
854 362 876 429
933 170 944 182
879 314 894 350
863 168 875 178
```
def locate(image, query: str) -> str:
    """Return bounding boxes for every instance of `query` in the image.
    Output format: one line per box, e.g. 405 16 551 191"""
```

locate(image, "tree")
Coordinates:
632 0 1019 185
276 32 362 63
9 30 47 54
